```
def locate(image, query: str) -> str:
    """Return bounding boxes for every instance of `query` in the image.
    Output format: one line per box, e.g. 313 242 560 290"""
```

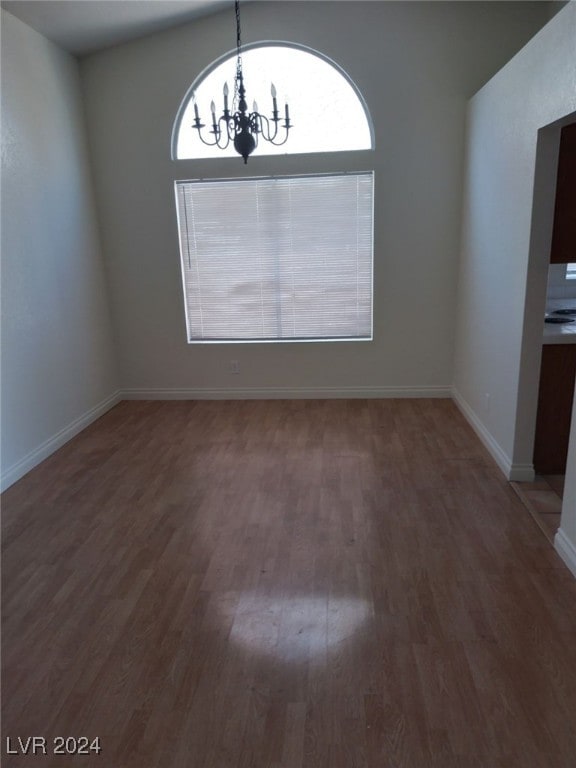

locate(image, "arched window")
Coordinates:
172 43 373 159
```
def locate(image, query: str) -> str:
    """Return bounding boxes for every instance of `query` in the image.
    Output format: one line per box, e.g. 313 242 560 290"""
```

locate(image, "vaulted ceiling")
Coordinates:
1 0 231 55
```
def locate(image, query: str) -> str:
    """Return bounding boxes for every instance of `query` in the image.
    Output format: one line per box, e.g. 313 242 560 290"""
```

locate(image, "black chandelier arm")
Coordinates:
193 115 234 149
252 113 292 146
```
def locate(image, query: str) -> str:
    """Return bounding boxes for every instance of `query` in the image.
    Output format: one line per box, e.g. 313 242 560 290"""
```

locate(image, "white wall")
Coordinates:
0 10 119 490
453 2 576 480
80 1 558 398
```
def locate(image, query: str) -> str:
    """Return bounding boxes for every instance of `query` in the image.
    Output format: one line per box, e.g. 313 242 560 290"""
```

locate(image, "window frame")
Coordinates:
171 41 376 345
174 171 375 344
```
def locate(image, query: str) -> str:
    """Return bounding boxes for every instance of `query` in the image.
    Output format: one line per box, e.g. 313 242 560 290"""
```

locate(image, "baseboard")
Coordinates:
555 528 576 579
121 386 452 400
451 387 535 481
507 464 536 482
0 390 122 493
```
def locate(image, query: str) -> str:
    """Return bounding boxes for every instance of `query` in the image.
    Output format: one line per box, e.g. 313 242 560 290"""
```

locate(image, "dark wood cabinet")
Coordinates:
533 344 576 474
550 122 576 264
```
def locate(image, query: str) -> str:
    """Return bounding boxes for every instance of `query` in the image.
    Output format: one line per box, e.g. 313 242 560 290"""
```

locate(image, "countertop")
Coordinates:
543 298 576 344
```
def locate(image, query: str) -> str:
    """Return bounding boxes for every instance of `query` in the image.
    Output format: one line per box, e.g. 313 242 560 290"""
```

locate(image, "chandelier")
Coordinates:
192 0 292 163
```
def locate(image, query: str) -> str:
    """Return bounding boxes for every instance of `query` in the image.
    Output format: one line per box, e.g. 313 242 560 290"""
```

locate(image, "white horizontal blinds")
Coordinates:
175 172 373 341
566 263 576 280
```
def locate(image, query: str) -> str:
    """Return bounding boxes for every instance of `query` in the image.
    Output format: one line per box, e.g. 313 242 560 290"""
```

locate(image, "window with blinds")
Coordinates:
566 263 576 280
175 172 373 342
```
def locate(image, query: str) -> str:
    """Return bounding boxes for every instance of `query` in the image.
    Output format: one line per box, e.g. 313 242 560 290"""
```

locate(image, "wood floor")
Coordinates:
3 399 576 767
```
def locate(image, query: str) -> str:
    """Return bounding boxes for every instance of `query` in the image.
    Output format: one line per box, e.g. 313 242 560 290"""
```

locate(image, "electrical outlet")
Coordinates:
230 360 240 374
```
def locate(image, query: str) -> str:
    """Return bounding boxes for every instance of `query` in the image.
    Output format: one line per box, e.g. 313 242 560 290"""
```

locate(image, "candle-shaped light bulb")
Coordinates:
271 82 278 114
193 100 199 121
285 101 290 122
223 82 229 111
253 100 258 113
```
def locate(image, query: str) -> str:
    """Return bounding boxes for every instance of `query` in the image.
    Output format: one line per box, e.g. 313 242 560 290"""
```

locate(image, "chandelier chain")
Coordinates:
235 0 241 55
234 0 242 107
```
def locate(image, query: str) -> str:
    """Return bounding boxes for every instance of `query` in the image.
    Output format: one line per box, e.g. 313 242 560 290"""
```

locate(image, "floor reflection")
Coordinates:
227 592 371 661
